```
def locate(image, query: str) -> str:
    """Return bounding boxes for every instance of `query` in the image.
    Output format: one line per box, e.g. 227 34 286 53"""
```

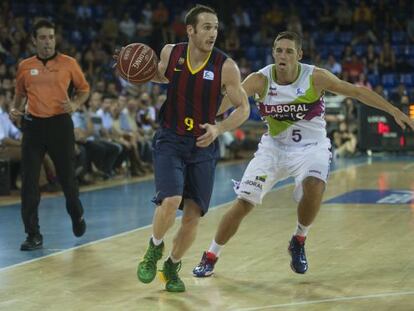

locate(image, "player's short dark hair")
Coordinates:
274 31 302 50
185 4 217 27
32 19 55 38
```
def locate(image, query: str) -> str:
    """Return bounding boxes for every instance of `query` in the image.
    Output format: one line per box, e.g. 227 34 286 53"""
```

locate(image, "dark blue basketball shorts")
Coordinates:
151 128 219 216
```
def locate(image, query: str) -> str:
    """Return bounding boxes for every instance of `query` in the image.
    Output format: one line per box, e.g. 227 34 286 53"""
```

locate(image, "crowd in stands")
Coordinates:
1 0 414 194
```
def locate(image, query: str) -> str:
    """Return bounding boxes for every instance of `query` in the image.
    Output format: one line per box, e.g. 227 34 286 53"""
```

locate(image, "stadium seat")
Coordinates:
330 44 344 58
367 73 380 86
391 32 406 44
339 32 353 44
323 32 336 44
353 45 366 56
406 45 414 58
245 46 258 61
400 73 414 87
382 74 398 88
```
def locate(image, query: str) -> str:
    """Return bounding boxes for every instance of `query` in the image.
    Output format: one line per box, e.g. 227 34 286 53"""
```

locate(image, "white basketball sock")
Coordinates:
151 235 163 246
294 221 310 237
169 253 181 263
208 239 223 257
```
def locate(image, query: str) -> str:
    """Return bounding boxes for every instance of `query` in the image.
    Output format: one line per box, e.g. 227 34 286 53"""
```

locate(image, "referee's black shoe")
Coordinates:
20 234 43 251
72 217 86 237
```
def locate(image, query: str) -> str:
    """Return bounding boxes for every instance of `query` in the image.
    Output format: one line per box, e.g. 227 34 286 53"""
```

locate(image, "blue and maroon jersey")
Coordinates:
159 43 228 137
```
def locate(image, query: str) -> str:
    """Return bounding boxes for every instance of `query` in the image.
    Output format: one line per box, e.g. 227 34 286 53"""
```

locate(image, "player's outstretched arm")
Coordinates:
197 59 250 147
151 44 173 84
216 71 266 116
313 68 414 130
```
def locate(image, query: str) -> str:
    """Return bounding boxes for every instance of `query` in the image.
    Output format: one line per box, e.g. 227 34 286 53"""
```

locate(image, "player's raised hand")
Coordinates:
391 107 414 130
196 123 220 148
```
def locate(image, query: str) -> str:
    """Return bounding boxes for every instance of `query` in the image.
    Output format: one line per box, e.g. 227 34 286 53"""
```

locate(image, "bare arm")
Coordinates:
62 91 90 114
313 67 414 130
150 44 173 84
74 91 90 107
197 59 250 147
1 138 21 146
217 59 250 133
9 94 26 127
216 71 266 115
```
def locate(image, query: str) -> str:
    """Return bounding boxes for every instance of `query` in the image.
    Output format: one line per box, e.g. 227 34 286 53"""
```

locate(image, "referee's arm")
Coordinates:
9 93 26 127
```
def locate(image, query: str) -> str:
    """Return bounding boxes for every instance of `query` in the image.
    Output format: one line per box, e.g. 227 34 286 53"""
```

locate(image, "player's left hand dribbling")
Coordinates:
196 123 220 147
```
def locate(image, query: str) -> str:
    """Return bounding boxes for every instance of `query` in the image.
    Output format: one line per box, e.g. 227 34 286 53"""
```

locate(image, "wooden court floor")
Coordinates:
0 160 413 310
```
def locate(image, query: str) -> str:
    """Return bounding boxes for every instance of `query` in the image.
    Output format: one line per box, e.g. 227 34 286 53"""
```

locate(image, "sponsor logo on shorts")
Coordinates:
255 175 267 182
243 180 263 190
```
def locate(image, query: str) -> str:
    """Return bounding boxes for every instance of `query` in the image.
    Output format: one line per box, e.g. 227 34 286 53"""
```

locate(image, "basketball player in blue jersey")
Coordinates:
133 5 249 292
193 31 414 277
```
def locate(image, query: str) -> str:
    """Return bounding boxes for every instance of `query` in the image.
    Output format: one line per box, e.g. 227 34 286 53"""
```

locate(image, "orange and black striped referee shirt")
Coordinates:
15 53 90 118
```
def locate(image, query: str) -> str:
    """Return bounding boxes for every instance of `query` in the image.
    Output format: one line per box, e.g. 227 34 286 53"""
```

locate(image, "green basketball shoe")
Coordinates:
159 258 186 292
137 239 164 283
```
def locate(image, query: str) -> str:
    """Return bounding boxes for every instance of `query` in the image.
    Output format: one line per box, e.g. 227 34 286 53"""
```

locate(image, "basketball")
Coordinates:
116 43 158 84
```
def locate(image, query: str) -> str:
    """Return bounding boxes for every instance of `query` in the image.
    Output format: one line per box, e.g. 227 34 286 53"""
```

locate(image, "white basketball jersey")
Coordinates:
256 63 330 146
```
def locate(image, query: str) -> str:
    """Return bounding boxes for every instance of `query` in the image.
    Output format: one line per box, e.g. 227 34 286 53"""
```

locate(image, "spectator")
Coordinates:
286 14 303 36
331 121 358 158
324 54 342 76
262 3 285 33
390 83 408 105
336 1 353 31
354 72 372 90
342 53 365 82
119 13 136 41
224 26 241 59
363 43 379 74
407 12 414 43
110 101 149 176
374 84 389 99
170 15 186 43
318 2 335 31
232 6 251 32
379 41 396 73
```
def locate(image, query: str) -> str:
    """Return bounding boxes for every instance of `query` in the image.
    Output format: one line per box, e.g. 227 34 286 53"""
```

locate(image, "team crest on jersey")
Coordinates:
178 57 185 65
30 69 39 76
203 70 214 80
296 88 305 95
268 86 277 96
268 90 277 96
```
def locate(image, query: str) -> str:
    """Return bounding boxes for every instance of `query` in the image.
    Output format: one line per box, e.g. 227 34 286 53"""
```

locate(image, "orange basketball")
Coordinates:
116 43 158 84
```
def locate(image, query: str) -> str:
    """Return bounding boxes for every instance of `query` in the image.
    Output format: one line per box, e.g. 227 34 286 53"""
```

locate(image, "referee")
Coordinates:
10 19 90 251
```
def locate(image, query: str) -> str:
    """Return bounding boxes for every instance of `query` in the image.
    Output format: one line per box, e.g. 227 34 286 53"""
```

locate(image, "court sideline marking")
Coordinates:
229 290 414 310
0 161 370 273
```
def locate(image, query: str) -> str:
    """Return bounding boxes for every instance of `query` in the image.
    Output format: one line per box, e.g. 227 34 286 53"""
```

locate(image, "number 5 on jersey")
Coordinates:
184 117 194 131
292 129 302 142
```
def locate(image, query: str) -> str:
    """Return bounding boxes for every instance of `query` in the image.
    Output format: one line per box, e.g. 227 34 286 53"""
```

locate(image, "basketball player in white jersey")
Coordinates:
193 31 414 276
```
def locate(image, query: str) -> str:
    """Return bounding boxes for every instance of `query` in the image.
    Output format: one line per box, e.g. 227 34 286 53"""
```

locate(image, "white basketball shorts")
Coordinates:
234 134 332 205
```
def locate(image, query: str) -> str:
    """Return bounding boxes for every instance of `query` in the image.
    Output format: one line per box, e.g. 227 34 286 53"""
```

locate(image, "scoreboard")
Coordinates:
358 104 414 151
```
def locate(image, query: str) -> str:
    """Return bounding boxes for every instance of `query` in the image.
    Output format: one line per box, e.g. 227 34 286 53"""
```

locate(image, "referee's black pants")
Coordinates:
21 113 84 236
